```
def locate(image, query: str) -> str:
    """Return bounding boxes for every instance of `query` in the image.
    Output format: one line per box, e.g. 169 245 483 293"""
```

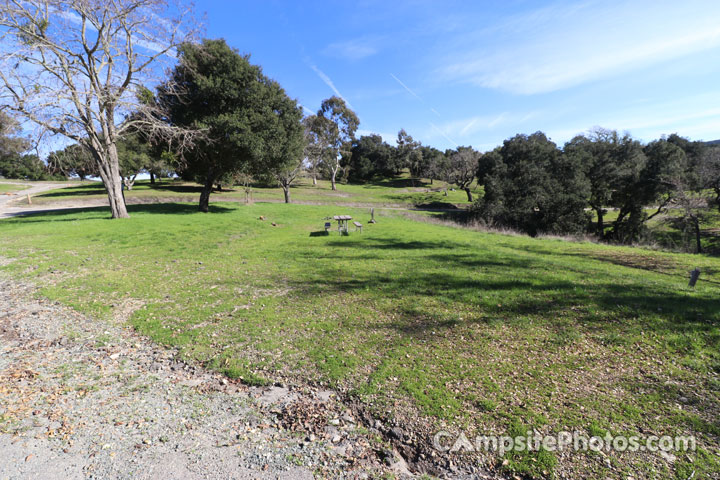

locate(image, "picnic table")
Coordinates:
333 215 352 233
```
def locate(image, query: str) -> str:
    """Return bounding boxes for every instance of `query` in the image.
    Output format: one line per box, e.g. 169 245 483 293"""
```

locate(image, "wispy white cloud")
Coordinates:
429 122 458 147
433 111 540 139
357 128 396 144
439 1 720 95
545 91 720 144
324 37 380 60
310 65 354 109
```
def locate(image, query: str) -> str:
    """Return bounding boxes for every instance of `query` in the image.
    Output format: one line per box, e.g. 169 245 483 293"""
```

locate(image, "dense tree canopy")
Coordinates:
347 134 394 182
159 39 304 212
476 133 589 236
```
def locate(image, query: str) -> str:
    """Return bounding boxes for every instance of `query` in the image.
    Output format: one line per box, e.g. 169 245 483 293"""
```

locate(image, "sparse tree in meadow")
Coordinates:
395 129 425 183
160 39 304 212
0 0 200 218
316 96 359 191
420 145 444 185
442 146 479 202
303 115 328 186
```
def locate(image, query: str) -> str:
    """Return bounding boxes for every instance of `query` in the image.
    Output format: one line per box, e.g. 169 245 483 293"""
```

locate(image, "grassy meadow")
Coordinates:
0 200 718 479
29 177 478 209
0 182 29 194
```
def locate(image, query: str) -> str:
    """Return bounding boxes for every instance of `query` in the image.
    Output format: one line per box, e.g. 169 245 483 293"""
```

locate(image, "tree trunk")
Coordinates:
199 173 216 213
95 145 129 219
464 187 473 202
124 174 137 191
283 185 291 203
331 169 337 191
695 219 702 254
312 175 317 186
596 208 604 238
150 172 155 184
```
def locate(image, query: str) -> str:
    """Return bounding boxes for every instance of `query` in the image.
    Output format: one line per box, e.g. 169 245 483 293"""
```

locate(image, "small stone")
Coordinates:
331 435 341 443
329 419 340 426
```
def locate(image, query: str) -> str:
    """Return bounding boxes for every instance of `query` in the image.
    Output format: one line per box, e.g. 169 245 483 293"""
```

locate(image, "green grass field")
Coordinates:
0 202 718 478
0 182 29 194
30 177 479 209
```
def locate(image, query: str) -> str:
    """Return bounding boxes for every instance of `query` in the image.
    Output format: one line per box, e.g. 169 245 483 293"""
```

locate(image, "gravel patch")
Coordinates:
0 274 395 479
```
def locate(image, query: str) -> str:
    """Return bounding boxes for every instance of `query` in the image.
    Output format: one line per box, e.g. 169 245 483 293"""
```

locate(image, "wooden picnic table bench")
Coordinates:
353 221 362 232
333 215 352 233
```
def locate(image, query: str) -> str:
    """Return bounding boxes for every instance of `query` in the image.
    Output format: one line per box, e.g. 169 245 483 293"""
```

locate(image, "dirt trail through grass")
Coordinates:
0 272 398 479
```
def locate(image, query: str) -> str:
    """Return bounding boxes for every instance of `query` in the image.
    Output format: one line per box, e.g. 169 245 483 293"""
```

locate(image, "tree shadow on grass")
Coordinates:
288 236 720 343
501 242 720 285
2 202 235 223
34 183 107 198
35 181 237 199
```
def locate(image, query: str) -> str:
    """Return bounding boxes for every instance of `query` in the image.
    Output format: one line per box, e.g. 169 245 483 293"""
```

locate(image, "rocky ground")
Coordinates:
0 273 411 479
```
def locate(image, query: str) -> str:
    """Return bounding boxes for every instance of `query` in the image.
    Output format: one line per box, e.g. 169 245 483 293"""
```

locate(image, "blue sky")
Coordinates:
201 0 720 151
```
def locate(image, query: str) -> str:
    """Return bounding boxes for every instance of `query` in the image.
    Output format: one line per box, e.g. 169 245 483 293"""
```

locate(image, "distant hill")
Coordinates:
704 139 720 146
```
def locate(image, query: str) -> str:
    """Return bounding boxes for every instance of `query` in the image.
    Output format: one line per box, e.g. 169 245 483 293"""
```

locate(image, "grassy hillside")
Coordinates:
0 203 718 478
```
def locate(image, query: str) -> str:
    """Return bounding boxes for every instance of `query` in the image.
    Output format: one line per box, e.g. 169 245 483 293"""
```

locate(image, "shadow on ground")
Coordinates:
2 203 235 223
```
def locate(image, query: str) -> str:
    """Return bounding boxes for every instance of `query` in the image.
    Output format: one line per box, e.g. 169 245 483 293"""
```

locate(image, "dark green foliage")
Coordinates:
0 153 53 180
116 133 152 189
347 134 394 181
563 129 687 242
609 138 685 242
441 146 479 201
46 144 97 180
420 145 445 183
159 39 304 211
475 132 589 236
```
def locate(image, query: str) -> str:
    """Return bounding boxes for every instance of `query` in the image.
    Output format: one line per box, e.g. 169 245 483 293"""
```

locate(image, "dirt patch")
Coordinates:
0 274 394 479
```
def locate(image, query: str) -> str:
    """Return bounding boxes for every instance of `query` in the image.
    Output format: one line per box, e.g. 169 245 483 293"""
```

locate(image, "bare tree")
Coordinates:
0 0 200 218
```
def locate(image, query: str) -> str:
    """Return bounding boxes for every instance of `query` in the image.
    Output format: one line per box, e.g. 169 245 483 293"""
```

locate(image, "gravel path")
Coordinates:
0 272 398 479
